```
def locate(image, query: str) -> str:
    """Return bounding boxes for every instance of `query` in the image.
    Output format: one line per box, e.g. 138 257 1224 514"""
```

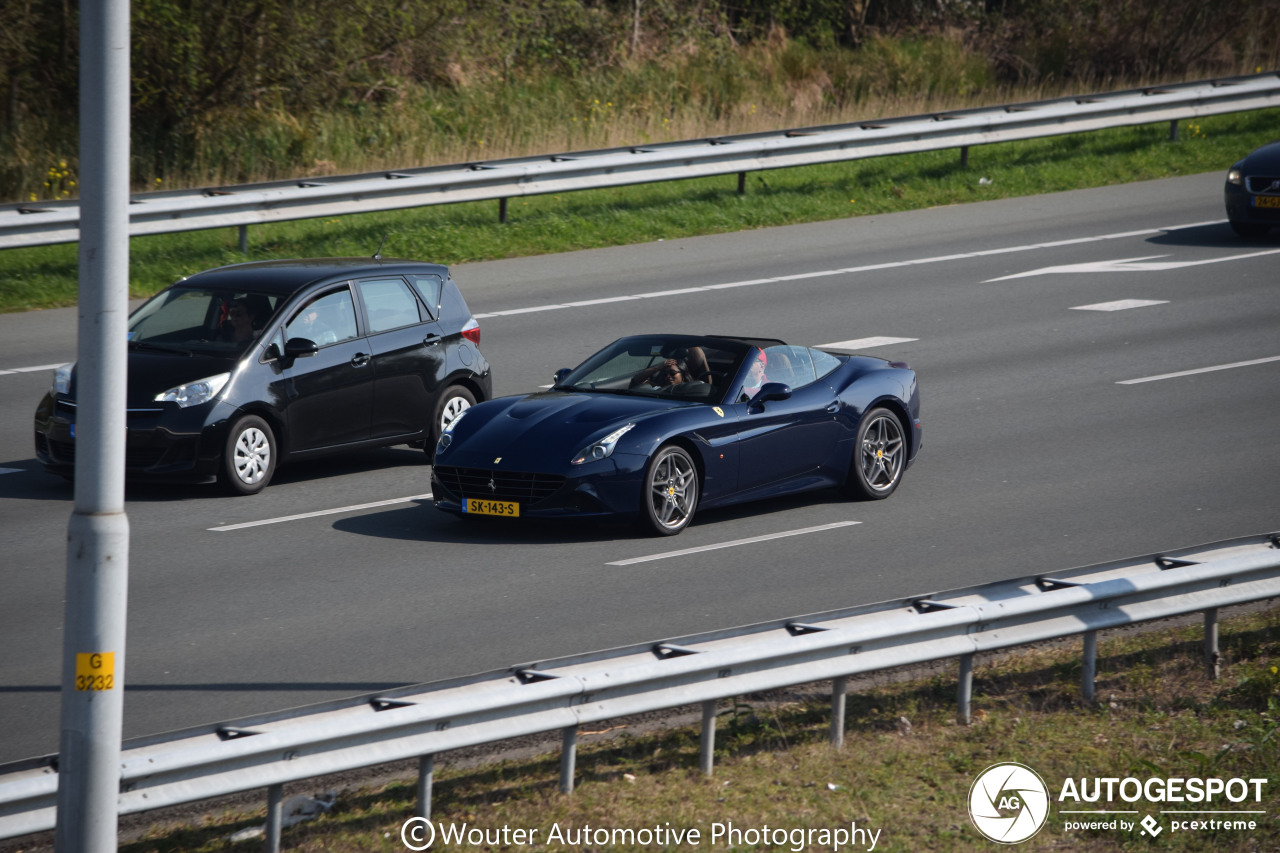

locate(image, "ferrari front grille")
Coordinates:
433 466 566 505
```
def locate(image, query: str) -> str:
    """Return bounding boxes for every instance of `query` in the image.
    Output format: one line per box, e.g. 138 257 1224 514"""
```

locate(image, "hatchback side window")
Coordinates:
358 278 424 333
408 275 443 320
285 288 359 347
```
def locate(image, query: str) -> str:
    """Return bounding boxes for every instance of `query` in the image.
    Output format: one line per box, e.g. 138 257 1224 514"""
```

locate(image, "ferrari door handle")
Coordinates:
351 353 371 367
826 402 840 413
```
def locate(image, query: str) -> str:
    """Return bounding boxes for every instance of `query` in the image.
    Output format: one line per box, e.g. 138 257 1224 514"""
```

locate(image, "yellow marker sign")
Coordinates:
75 652 116 692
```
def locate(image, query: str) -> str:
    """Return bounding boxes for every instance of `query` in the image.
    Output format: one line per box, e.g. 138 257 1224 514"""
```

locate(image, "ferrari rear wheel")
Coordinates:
639 444 699 536
843 407 905 500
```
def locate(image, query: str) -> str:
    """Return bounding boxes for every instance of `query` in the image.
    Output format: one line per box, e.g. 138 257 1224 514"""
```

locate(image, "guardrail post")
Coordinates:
264 784 283 853
737 172 746 196
1169 120 1179 141
960 146 969 169
416 754 434 819
560 726 577 794
830 676 847 748
498 197 508 224
1082 630 1098 702
957 654 974 725
1204 608 1220 680
700 700 717 775
238 225 248 254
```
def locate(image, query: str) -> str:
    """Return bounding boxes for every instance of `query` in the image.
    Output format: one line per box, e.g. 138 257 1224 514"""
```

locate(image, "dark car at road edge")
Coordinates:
1225 140 1280 237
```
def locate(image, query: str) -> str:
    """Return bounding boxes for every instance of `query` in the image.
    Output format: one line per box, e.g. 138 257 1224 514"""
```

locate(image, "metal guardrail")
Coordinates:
1 532 1278 843
2 72 1278 250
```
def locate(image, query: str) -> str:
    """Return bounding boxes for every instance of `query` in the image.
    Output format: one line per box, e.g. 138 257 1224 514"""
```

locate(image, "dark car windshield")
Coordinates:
554 336 755 403
128 286 283 355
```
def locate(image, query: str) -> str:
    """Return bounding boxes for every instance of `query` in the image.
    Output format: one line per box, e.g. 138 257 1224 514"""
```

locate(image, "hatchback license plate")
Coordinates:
1252 195 1280 209
463 498 519 517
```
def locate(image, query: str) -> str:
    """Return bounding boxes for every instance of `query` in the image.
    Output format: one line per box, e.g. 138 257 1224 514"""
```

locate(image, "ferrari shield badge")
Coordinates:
713 407 724 418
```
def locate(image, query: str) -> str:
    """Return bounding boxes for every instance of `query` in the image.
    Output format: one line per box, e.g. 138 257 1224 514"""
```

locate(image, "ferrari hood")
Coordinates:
441 390 691 469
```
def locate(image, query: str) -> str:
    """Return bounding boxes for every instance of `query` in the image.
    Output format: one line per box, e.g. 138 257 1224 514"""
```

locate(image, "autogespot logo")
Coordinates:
969 763 1051 844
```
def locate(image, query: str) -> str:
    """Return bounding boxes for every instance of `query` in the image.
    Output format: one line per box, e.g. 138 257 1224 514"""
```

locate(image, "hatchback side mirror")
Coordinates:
284 338 319 359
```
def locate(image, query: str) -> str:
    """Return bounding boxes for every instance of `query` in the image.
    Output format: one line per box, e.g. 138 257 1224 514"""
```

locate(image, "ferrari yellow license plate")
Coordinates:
463 498 520 517
1253 195 1280 208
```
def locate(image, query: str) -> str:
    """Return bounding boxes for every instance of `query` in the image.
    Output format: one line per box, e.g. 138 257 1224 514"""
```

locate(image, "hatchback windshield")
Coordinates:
128 287 283 354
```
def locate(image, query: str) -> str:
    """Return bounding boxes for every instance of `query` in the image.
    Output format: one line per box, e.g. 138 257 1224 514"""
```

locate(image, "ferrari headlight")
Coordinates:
155 372 230 408
53 363 73 396
1227 168 1243 186
436 408 468 453
571 423 634 465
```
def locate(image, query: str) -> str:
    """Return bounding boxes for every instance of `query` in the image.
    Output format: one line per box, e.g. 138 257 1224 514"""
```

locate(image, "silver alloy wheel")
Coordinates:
859 413 904 492
233 426 271 485
438 394 472 434
647 447 698 532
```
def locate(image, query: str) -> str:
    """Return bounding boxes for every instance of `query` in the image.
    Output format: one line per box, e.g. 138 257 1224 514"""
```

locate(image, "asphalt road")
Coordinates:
1 171 1277 764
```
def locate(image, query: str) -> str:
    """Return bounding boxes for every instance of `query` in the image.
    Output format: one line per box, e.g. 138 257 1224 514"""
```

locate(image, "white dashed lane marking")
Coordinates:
819 337 918 350
607 521 861 566
1070 299 1169 312
1118 356 1280 385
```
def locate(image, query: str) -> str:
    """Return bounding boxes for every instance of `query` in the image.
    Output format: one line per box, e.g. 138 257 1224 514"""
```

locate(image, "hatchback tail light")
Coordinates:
460 318 481 346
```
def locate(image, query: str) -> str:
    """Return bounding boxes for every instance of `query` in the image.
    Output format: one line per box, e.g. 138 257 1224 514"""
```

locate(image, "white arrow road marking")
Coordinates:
987 248 1280 281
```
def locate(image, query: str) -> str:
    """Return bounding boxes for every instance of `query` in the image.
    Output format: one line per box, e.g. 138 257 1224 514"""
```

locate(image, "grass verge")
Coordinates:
2 107 1277 315
96 607 1280 853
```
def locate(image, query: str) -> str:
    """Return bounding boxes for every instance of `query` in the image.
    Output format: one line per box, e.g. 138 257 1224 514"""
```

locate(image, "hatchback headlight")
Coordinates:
436 408 468 453
155 372 230 408
1227 168 1243 186
53 363 73 396
571 424 635 465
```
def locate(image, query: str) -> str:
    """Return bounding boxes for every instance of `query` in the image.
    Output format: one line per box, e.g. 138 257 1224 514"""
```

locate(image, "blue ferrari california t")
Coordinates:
431 334 921 535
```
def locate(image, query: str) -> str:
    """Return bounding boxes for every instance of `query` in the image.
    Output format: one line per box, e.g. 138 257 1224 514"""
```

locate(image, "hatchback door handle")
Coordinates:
423 334 441 347
351 353 371 367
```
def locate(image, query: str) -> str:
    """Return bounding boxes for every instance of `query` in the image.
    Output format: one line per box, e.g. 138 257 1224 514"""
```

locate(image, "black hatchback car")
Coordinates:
34 258 492 494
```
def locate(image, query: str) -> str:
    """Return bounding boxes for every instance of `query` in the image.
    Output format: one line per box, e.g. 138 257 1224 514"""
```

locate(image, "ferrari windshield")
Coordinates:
128 286 283 355
554 335 760 402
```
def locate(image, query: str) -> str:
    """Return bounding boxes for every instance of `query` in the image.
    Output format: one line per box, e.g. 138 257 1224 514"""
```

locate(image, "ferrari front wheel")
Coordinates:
639 444 699 536
843 407 905 500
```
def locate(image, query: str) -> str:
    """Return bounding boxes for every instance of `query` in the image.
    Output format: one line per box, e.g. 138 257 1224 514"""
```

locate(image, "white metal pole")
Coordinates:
55 2 132 850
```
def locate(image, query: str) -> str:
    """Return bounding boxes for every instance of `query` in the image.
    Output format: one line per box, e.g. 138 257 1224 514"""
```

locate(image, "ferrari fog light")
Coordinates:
155 372 230 408
571 423 634 465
